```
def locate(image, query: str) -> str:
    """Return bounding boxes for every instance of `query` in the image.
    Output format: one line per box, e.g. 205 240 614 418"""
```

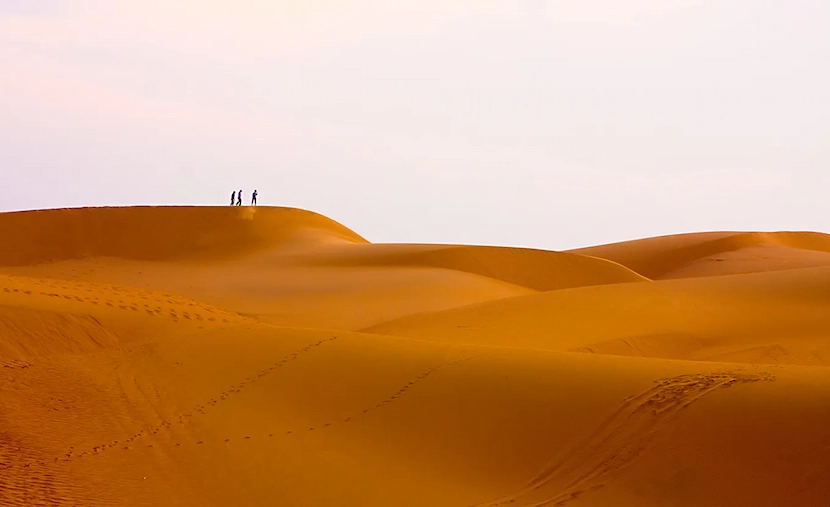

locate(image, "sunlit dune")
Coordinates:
1 207 828 507
571 231 830 279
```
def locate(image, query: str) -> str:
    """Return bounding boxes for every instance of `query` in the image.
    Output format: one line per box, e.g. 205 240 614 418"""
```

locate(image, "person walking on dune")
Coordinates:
231 190 236 206
237 190 242 206
252 189 258 206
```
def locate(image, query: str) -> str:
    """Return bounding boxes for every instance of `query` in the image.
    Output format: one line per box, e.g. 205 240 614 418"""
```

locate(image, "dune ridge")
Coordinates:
1 206 828 507
0 207 648 331
366 265 830 366
296 243 649 291
0 206 367 266
572 231 830 279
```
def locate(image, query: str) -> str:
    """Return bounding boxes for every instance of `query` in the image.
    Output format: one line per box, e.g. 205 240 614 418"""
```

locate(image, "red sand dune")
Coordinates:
1 206 828 506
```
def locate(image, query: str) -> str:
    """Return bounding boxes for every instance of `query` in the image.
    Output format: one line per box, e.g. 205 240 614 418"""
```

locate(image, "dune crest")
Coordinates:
572 231 830 279
297 243 649 291
0 206 367 266
0 207 648 331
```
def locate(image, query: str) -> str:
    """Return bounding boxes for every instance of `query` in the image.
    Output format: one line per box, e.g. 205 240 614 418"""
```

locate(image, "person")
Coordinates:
231 190 236 206
237 190 242 206
252 189 258 206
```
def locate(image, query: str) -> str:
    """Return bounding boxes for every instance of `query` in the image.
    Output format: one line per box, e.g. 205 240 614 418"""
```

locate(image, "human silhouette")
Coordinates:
237 189 242 206
231 191 236 206
252 189 258 206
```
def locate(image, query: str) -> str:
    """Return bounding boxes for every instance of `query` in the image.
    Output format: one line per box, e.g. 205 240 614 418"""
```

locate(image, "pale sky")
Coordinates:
1 1 828 249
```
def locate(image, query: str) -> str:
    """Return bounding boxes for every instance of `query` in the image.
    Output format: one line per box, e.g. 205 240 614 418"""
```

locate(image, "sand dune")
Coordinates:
572 231 830 279
1 206 828 506
366 265 830 366
0 206 366 266
0 207 644 330
295 242 648 290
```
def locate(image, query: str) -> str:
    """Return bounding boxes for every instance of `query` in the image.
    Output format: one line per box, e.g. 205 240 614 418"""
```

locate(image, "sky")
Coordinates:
1 1 828 250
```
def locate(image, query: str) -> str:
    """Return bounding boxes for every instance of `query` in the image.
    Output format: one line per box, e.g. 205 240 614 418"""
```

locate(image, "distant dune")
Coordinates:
571 230 830 279
1 206 828 507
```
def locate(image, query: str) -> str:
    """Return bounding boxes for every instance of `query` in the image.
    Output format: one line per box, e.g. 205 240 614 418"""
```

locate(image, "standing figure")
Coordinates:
252 189 258 206
231 191 236 206
237 190 242 206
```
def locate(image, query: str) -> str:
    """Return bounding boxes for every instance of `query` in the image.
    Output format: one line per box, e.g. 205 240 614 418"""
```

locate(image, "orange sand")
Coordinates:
1 206 828 506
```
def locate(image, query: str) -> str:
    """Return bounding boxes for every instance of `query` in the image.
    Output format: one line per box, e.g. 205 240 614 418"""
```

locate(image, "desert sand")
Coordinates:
1 206 828 506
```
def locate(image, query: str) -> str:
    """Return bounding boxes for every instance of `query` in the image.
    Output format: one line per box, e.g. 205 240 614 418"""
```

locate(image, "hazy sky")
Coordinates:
2 1 828 249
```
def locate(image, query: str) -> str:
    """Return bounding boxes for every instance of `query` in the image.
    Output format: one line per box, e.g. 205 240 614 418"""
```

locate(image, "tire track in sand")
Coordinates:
475 371 776 507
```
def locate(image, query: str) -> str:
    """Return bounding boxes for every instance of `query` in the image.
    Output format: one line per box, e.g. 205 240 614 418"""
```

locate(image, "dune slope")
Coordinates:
0 207 646 330
298 243 649 291
1 206 829 507
367 265 830 366
572 231 830 279
0 206 367 265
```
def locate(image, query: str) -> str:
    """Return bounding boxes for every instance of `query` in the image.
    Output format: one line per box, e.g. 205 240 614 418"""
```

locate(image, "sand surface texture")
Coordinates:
1 206 828 506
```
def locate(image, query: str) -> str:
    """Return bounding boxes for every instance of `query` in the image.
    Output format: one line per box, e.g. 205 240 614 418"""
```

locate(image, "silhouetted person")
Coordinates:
252 189 258 206
231 191 236 206
237 189 242 206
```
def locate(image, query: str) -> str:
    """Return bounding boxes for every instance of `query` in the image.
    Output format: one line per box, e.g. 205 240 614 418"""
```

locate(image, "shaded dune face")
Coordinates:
1 207 829 507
